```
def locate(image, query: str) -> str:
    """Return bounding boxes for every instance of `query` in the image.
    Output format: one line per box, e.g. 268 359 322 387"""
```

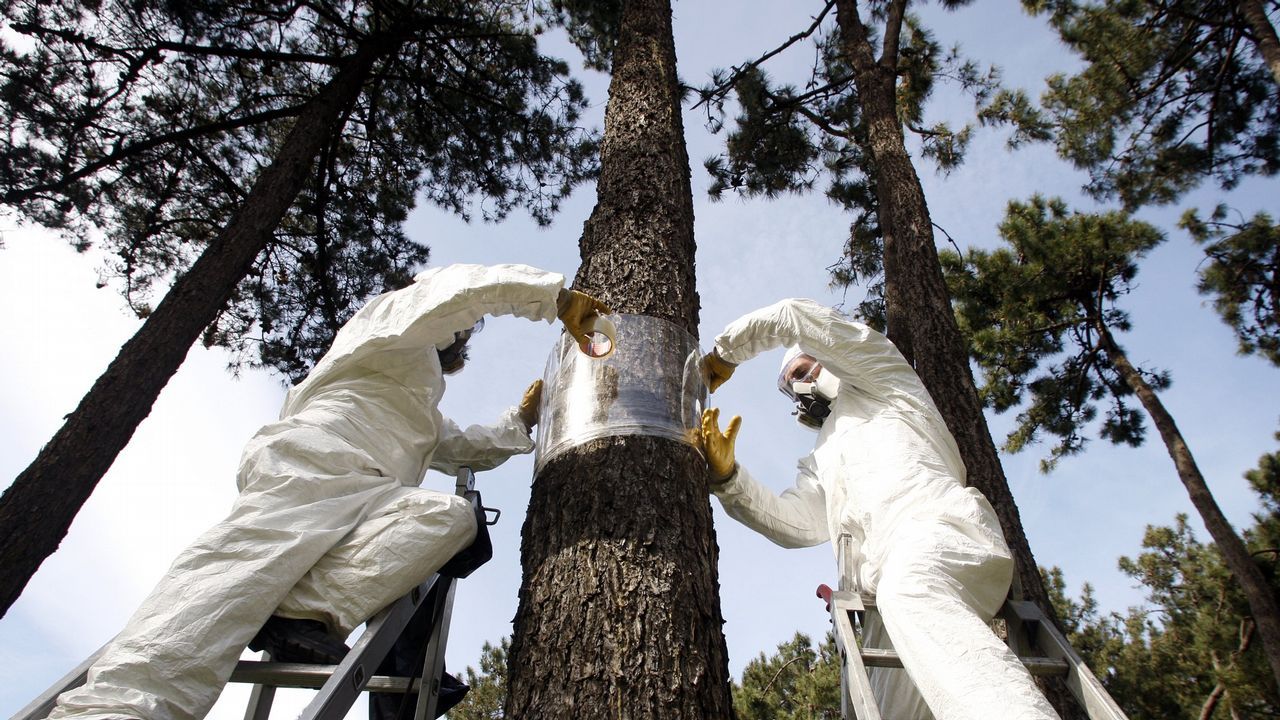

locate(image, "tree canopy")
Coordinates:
1181 205 1280 367
0 0 597 380
695 1 1000 324
941 195 1168 468
987 0 1280 210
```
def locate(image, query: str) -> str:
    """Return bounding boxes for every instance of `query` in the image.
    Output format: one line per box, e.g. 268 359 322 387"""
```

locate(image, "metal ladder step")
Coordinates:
856 647 1071 676
230 661 422 692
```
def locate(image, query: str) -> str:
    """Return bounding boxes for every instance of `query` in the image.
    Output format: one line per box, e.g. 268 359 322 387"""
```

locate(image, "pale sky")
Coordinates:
3 3 1278 718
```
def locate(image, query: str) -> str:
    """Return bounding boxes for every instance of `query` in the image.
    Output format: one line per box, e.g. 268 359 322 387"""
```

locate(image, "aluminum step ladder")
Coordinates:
14 467 495 720
818 534 1128 720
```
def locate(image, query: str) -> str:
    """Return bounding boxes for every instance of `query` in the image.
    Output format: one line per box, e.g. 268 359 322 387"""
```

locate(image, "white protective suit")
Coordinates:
48 264 566 720
710 299 1058 720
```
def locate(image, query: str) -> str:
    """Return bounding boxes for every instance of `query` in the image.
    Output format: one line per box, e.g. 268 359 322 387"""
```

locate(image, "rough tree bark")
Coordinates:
0 35 396 618
503 0 734 717
1237 0 1280 86
833 0 1078 714
1097 321 1280 690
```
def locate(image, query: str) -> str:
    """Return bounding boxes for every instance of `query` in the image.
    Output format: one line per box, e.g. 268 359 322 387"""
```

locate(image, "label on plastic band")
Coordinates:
535 314 706 470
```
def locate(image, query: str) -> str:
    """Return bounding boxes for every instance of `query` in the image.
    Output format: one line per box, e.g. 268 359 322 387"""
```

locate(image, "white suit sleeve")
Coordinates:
713 298 940 419
300 264 565 391
429 406 535 474
712 457 829 548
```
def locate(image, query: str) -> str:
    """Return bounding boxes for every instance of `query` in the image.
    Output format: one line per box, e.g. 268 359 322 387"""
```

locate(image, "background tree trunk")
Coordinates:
1099 322 1280 689
835 0 1077 714
833 0 1051 620
0 37 391 618
504 0 734 716
1237 0 1280 85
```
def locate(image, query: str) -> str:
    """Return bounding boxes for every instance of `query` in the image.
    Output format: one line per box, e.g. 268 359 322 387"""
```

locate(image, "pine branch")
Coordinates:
11 22 342 66
880 0 910 71
3 104 307 206
691 0 836 109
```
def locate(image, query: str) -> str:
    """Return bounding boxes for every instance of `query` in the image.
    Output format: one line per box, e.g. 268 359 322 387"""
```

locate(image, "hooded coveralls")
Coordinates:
48 264 566 720
711 299 1058 720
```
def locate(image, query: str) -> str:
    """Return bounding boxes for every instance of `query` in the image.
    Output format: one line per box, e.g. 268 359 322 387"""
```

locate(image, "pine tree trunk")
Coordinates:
833 0 1050 620
1099 322 1280 690
1237 0 1280 86
0 37 391 618
503 0 733 716
834 0 1079 714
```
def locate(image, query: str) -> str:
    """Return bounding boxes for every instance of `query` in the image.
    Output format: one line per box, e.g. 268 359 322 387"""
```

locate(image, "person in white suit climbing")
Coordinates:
47 263 608 720
700 298 1058 720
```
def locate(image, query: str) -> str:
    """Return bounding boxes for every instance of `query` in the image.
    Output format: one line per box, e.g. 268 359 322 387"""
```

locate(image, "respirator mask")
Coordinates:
789 369 841 429
778 348 841 430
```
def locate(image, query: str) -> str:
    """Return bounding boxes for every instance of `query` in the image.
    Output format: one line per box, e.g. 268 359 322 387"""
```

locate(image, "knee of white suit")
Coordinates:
874 523 1013 619
278 489 479 636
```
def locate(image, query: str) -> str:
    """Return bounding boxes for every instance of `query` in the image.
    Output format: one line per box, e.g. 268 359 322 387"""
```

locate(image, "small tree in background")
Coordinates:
943 195 1280 688
449 639 510 720
733 632 842 720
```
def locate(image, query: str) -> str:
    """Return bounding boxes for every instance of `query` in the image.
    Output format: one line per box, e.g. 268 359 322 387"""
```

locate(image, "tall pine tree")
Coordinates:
696 4 1070 709
503 0 734 715
943 196 1280 688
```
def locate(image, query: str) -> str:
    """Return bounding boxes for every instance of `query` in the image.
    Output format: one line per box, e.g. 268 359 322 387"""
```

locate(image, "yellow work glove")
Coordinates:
701 350 737 393
518 379 543 431
700 407 741 484
556 288 613 346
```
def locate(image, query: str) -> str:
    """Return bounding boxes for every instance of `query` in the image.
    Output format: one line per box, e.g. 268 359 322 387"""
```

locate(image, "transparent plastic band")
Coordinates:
535 314 706 471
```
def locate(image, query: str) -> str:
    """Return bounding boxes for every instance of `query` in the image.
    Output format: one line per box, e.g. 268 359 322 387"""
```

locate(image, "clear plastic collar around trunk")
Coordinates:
534 313 706 471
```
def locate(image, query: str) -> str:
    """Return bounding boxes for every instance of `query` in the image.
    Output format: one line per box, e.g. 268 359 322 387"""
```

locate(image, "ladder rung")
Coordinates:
858 648 1069 676
230 661 423 693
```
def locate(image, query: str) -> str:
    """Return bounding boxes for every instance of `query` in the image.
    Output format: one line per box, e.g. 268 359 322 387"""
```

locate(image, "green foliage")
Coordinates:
1043 436 1280 716
1181 206 1280 366
977 87 1055 148
1011 0 1280 209
733 632 842 720
449 638 509 719
0 0 598 381
941 195 1168 469
1247 430 1280 520
447 631 843 720
531 0 622 72
696 6 1001 326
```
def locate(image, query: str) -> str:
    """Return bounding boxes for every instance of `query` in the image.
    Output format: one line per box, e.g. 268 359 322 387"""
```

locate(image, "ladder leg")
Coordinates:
292 576 440 720
411 576 458 720
241 652 278 720
1006 601 1128 720
830 592 882 720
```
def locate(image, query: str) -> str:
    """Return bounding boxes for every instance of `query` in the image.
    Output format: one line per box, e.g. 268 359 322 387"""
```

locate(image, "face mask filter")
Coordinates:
790 370 840 429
